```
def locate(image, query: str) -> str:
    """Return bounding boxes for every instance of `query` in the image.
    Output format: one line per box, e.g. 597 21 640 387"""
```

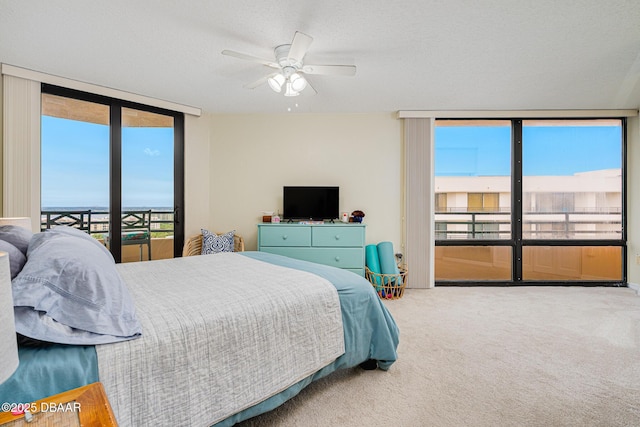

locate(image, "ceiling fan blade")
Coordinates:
301 64 356 76
287 31 313 63
302 77 317 95
243 74 273 89
222 50 279 68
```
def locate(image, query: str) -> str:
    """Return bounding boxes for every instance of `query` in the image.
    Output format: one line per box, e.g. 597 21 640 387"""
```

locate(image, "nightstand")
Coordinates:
0 382 117 426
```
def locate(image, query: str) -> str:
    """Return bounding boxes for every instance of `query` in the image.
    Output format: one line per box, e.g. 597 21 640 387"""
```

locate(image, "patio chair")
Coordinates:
120 210 152 261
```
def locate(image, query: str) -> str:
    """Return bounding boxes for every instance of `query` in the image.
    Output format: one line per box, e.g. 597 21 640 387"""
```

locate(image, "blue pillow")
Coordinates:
0 225 33 255
12 231 142 344
0 239 26 279
201 229 235 254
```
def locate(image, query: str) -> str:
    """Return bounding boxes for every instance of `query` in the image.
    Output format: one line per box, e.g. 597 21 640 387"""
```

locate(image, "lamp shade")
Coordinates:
267 74 285 93
289 73 307 92
0 217 32 231
0 251 18 383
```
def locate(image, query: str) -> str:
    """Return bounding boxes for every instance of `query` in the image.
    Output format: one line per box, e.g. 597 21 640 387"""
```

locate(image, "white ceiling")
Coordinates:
1 0 640 114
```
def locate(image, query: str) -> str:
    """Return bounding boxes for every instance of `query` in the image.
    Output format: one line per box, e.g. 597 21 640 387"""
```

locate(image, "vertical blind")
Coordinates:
404 117 434 288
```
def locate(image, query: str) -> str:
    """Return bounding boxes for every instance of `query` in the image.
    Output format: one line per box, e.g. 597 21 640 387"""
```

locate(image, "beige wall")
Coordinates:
627 116 640 288
204 113 404 252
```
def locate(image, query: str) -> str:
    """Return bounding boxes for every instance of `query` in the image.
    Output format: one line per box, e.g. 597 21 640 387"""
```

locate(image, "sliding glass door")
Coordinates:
41 85 184 263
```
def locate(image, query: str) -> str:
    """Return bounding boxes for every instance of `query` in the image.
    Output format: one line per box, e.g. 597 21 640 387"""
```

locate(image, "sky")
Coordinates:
41 118 622 209
41 116 174 208
435 124 622 176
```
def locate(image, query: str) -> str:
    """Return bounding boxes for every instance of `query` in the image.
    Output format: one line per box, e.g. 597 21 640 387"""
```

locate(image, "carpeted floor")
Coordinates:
238 286 640 427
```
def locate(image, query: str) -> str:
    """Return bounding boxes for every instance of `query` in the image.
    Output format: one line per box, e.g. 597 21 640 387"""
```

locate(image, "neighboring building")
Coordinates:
435 169 622 240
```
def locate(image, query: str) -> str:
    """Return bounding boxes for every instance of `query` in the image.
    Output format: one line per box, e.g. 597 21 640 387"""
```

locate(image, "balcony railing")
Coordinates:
41 209 175 238
435 209 622 240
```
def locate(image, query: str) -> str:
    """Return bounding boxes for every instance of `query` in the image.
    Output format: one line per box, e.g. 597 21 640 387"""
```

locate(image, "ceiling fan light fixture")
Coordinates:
267 73 285 93
289 73 307 92
284 82 300 97
223 31 355 97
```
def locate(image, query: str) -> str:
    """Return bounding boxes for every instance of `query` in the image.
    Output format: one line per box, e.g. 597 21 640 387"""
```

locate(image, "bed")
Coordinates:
0 227 399 426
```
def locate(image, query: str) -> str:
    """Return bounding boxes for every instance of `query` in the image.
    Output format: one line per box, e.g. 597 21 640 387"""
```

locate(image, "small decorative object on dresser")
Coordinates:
350 210 365 223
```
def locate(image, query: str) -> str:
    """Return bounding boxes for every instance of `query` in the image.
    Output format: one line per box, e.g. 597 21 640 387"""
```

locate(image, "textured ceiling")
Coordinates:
1 0 640 114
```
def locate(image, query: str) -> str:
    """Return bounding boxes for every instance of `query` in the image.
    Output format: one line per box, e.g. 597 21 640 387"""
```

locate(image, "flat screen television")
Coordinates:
283 186 339 221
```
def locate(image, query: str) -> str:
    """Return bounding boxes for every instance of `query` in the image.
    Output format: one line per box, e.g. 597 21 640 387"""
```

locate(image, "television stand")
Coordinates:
257 222 366 276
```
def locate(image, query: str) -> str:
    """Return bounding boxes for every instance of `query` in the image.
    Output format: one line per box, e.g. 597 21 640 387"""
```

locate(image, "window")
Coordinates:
435 193 447 212
524 192 575 213
434 120 512 281
522 119 622 241
434 118 625 285
520 118 623 281
467 193 499 212
434 120 512 242
41 94 110 212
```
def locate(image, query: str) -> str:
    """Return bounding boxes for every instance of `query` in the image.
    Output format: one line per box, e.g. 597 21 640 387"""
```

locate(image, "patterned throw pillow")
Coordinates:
201 229 235 255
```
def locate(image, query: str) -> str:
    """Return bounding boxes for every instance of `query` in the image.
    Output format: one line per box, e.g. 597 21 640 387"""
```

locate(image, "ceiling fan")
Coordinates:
222 31 356 97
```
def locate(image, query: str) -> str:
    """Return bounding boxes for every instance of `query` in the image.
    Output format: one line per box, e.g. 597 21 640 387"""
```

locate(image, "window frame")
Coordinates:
41 84 185 262
434 117 626 286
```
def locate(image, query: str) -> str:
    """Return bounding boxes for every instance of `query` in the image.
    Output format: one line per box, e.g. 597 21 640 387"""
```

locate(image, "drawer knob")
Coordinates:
282 235 288 240
335 256 340 262
334 235 340 240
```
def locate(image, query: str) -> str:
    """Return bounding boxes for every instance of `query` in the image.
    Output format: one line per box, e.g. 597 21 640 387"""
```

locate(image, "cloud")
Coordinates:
144 148 160 156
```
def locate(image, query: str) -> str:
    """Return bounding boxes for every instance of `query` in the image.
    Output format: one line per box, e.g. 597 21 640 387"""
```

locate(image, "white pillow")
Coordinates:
0 224 33 255
0 239 26 279
12 230 142 344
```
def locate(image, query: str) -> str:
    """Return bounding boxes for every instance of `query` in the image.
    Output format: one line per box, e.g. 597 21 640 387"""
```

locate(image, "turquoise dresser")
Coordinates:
257 223 366 276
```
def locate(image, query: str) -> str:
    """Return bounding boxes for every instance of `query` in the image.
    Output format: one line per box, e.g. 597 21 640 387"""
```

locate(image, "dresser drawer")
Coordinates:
312 226 365 247
310 248 364 269
259 226 311 247
263 247 363 269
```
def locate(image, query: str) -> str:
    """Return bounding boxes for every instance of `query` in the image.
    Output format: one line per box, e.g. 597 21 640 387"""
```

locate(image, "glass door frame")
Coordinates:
41 84 185 263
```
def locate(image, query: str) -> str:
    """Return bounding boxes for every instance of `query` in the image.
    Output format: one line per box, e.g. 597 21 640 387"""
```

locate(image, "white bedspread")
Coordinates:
96 253 345 427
